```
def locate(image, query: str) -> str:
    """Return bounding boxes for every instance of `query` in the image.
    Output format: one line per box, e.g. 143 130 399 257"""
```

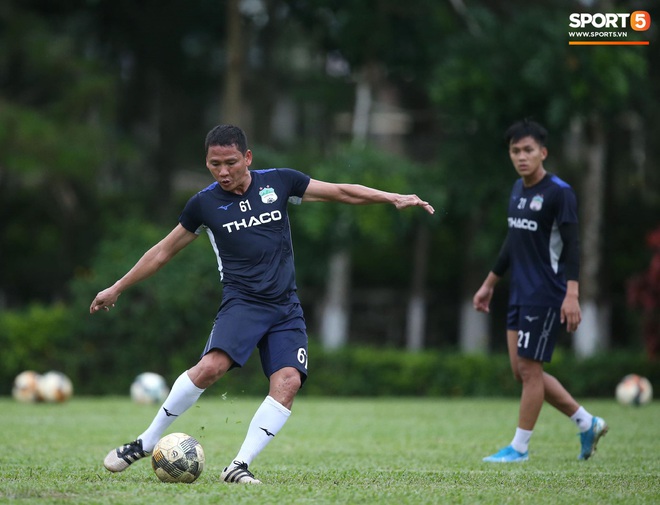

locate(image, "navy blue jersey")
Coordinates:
179 168 311 303
505 173 578 307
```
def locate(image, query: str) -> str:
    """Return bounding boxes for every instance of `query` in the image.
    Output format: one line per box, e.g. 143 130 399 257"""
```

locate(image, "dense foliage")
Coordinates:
1 1 659 390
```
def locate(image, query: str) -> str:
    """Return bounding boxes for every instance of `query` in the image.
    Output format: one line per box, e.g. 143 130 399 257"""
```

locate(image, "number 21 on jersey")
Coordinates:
517 330 530 349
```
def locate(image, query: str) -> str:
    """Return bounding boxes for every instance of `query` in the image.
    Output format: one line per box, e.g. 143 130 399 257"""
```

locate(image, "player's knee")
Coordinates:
275 368 302 390
517 359 542 383
191 351 232 388
269 367 302 405
510 361 522 382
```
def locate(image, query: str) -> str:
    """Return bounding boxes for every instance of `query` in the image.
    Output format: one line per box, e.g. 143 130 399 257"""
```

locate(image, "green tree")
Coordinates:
0 2 125 305
281 0 454 348
426 2 651 355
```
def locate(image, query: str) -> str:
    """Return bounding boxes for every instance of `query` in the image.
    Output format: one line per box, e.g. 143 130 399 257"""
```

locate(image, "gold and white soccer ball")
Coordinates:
615 374 653 406
12 370 42 403
130 372 169 405
151 432 205 483
37 371 73 403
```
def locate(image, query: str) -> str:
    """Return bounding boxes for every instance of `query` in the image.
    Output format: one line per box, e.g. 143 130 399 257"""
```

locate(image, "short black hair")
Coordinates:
205 124 248 154
504 119 548 147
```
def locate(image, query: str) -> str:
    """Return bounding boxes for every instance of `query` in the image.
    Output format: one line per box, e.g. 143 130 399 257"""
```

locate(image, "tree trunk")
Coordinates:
459 300 490 353
319 64 378 349
319 249 351 349
351 65 374 145
574 117 608 358
459 214 490 353
406 224 430 351
223 0 243 125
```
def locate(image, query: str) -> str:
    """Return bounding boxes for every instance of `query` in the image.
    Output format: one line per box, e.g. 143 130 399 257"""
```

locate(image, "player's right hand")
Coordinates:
472 286 493 313
90 288 120 314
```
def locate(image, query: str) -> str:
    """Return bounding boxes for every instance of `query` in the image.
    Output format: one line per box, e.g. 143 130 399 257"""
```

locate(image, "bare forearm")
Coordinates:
313 183 396 205
90 246 172 313
114 246 170 292
90 224 196 313
304 179 435 214
473 271 501 313
482 271 501 290
565 280 579 299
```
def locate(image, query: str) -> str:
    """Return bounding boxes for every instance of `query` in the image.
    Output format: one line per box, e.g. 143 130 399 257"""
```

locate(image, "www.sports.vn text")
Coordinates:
568 31 628 37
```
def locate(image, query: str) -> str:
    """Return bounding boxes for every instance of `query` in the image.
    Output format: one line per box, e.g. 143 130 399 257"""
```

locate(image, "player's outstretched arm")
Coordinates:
303 179 435 215
89 224 198 314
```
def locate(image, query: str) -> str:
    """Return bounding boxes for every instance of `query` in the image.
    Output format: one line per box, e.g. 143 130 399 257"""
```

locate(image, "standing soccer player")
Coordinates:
473 119 607 463
90 124 435 483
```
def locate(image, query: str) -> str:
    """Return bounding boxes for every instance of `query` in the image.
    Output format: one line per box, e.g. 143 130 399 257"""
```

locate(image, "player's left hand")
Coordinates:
395 194 435 214
560 295 581 332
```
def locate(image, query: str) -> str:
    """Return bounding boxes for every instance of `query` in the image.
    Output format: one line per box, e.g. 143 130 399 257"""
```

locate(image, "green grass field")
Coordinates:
1 396 658 504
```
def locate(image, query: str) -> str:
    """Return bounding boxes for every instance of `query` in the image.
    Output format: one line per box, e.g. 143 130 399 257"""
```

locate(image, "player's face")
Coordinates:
509 136 547 186
206 144 253 194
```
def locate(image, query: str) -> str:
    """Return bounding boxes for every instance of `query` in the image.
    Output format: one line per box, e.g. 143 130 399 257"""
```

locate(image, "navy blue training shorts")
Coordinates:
202 297 309 383
506 305 561 363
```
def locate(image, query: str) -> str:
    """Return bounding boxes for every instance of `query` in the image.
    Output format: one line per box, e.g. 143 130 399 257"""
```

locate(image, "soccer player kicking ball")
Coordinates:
473 119 608 463
90 124 434 483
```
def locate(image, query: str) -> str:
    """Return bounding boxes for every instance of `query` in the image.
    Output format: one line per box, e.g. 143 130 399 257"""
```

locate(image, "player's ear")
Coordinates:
244 149 253 166
541 147 548 160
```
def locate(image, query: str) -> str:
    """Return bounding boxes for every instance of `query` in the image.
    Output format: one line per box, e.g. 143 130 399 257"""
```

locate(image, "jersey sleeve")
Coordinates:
179 193 204 234
555 186 579 225
277 168 311 204
492 233 511 277
559 222 580 281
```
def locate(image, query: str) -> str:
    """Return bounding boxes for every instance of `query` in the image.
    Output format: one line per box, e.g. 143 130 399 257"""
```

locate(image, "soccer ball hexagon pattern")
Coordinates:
151 432 205 483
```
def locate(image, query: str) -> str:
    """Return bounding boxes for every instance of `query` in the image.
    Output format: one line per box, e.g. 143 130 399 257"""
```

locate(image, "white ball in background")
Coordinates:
131 372 169 405
615 374 653 406
37 371 73 403
12 370 42 403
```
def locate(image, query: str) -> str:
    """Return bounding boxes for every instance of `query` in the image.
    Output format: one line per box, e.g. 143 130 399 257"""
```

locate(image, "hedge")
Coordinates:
1 301 656 399
213 343 658 400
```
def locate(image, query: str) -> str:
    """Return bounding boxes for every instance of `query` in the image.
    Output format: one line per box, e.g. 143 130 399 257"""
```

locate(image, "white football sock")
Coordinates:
511 427 533 454
570 406 594 432
138 371 205 451
231 396 291 467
